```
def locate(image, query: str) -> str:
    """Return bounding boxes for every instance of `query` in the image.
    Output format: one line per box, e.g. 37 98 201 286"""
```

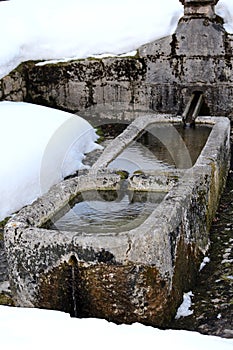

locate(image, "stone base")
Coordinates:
4 115 230 326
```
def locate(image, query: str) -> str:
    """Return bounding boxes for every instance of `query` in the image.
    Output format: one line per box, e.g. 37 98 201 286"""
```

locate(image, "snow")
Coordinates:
0 306 232 350
0 0 182 78
0 0 232 79
0 101 101 221
216 0 233 33
199 256 210 271
35 50 138 66
175 291 194 319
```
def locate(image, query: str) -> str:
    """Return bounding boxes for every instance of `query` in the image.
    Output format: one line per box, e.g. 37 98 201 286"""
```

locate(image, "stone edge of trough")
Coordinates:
3 115 231 306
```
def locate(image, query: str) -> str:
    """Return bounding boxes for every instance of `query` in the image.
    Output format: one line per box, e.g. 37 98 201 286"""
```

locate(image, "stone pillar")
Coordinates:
179 0 219 19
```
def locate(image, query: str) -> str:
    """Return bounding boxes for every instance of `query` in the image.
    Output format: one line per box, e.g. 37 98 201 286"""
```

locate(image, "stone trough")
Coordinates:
4 113 230 327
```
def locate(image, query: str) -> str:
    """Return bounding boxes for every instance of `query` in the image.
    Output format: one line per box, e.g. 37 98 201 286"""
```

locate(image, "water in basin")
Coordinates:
51 188 165 233
108 124 211 173
51 123 211 233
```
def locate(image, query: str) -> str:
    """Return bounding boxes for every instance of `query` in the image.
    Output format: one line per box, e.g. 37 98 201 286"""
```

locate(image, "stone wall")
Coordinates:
0 10 233 121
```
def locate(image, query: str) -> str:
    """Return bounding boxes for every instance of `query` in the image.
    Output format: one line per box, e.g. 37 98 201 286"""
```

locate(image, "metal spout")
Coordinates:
182 91 204 128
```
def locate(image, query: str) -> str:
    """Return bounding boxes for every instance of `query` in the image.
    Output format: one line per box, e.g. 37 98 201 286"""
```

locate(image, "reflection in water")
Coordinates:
52 190 165 233
109 124 211 173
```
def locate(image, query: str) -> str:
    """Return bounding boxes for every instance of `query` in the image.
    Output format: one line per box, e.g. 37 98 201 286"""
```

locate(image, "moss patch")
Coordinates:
95 127 105 144
0 217 9 241
0 293 15 306
0 217 9 229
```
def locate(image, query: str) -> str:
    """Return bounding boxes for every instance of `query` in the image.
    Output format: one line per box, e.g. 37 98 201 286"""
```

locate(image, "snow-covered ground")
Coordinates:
0 0 233 348
0 305 232 350
0 101 101 221
0 0 233 79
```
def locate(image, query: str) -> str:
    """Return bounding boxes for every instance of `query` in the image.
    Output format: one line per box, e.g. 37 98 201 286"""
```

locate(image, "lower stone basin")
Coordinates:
50 189 166 234
4 114 230 327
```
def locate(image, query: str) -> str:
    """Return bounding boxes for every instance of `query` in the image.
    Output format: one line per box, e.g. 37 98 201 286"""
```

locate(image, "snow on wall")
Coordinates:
0 0 232 80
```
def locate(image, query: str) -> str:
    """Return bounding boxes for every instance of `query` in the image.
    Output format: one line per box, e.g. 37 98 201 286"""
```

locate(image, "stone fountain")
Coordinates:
2 0 232 327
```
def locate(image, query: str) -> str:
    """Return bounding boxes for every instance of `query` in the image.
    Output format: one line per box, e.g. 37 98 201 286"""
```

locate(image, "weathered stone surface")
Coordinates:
170 151 233 337
4 115 230 326
128 170 182 192
180 0 219 19
20 58 146 113
0 2 232 119
0 67 27 101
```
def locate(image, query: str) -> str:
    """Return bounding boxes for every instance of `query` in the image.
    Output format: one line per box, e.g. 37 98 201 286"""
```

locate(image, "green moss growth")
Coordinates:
133 170 144 175
116 170 129 179
0 217 9 241
95 127 105 144
0 217 9 229
12 60 37 75
133 170 145 175
0 293 14 306
87 56 103 61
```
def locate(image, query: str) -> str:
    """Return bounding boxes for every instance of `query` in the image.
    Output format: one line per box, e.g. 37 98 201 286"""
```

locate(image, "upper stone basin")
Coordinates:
49 117 211 234
4 113 230 327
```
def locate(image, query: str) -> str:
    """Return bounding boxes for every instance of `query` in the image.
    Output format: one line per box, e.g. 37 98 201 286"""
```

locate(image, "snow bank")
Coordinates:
0 306 232 350
0 101 100 221
0 0 183 79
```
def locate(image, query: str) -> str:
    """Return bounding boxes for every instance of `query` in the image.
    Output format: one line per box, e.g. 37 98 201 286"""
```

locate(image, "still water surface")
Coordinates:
52 190 165 233
109 124 211 173
52 124 211 233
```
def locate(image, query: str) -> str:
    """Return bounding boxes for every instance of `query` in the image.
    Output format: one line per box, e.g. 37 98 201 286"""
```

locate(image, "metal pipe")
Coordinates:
182 93 195 123
182 92 204 127
192 93 203 121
